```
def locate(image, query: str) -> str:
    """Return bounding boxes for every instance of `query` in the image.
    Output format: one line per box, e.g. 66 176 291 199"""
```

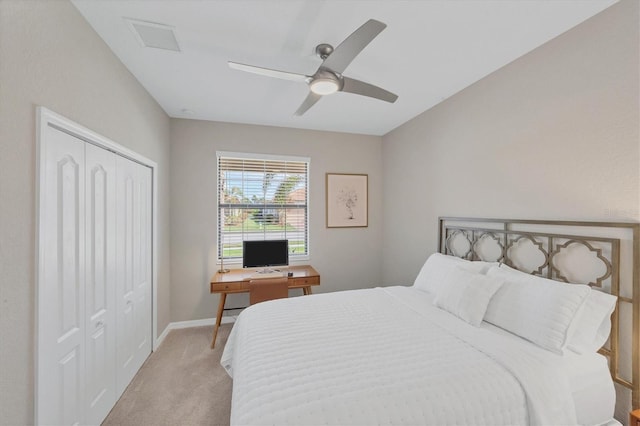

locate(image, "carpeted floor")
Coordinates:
103 325 233 426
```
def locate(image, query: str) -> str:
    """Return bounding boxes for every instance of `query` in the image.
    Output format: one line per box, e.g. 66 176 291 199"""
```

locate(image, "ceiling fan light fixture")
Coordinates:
310 78 339 95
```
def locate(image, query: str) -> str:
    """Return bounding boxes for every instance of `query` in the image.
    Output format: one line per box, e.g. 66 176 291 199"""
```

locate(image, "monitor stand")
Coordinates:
256 267 278 274
249 268 285 279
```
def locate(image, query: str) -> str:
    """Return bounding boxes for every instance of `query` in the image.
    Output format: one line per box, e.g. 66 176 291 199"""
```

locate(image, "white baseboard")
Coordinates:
155 316 236 348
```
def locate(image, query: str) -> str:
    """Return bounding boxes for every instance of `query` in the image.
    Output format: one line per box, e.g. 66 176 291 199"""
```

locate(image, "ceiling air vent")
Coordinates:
125 18 180 52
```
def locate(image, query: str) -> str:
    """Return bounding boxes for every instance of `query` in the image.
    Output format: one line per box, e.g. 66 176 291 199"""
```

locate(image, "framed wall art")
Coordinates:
326 173 368 228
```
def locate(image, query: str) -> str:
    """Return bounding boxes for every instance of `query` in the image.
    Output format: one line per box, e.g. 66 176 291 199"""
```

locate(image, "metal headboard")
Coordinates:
438 217 640 411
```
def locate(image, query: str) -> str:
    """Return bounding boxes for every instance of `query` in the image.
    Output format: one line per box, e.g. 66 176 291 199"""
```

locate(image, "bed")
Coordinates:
221 218 640 425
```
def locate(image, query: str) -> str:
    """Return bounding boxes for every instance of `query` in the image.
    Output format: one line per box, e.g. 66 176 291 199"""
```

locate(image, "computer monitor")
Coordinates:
242 239 289 270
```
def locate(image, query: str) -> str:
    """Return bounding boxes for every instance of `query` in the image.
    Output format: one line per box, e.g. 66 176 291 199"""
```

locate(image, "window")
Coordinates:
217 152 309 262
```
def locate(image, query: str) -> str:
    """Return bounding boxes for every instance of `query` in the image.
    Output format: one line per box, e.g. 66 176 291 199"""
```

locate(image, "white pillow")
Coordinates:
567 289 617 354
485 265 590 354
433 267 504 326
413 253 498 295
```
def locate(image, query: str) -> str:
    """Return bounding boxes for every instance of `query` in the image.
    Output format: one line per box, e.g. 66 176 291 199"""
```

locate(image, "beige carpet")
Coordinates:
103 325 233 426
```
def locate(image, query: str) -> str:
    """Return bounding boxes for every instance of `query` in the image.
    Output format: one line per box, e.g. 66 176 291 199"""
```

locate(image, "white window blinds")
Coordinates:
217 153 309 261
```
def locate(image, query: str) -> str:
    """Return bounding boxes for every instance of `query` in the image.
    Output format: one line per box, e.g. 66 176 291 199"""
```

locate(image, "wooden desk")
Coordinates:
209 265 320 348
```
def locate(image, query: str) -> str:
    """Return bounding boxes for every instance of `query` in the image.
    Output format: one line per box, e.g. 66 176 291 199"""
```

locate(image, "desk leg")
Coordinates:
211 293 227 349
303 286 312 295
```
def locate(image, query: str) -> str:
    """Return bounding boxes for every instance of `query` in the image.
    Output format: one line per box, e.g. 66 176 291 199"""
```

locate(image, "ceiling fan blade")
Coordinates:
228 61 309 83
294 92 322 116
321 19 386 74
342 77 398 103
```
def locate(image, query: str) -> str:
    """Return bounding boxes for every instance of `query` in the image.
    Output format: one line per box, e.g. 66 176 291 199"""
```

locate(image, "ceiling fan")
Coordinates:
228 19 398 116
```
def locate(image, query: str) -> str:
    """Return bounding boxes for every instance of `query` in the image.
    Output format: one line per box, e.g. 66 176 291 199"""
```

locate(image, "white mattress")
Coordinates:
221 286 615 425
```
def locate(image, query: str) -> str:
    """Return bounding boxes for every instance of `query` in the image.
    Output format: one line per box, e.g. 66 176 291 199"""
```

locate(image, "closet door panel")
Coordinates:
116 157 152 395
37 125 85 425
85 143 117 425
116 159 136 394
134 164 152 368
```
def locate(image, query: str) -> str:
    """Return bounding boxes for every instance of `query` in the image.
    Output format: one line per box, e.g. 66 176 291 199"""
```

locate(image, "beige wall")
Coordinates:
381 0 639 287
170 119 382 321
0 2 171 424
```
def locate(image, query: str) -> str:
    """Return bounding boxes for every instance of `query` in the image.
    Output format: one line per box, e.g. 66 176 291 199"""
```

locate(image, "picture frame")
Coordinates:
326 173 368 228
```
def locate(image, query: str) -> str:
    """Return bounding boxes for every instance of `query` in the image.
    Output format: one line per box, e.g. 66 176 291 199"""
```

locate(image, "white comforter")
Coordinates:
221 286 578 425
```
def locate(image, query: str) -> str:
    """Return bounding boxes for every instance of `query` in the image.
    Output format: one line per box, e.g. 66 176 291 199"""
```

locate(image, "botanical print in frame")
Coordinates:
326 173 368 228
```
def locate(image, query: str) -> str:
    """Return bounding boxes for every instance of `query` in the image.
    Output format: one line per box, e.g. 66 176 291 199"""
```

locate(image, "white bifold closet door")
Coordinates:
37 124 152 425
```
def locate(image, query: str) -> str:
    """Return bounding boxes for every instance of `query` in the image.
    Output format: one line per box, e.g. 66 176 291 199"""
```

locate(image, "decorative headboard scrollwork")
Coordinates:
438 217 640 413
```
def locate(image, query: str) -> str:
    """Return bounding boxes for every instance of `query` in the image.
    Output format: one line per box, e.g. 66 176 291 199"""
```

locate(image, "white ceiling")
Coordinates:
72 0 616 136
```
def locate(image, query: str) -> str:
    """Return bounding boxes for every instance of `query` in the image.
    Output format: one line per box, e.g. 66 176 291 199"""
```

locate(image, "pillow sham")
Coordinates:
484 265 590 354
413 253 498 295
432 267 504 326
497 264 617 354
567 289 617 354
